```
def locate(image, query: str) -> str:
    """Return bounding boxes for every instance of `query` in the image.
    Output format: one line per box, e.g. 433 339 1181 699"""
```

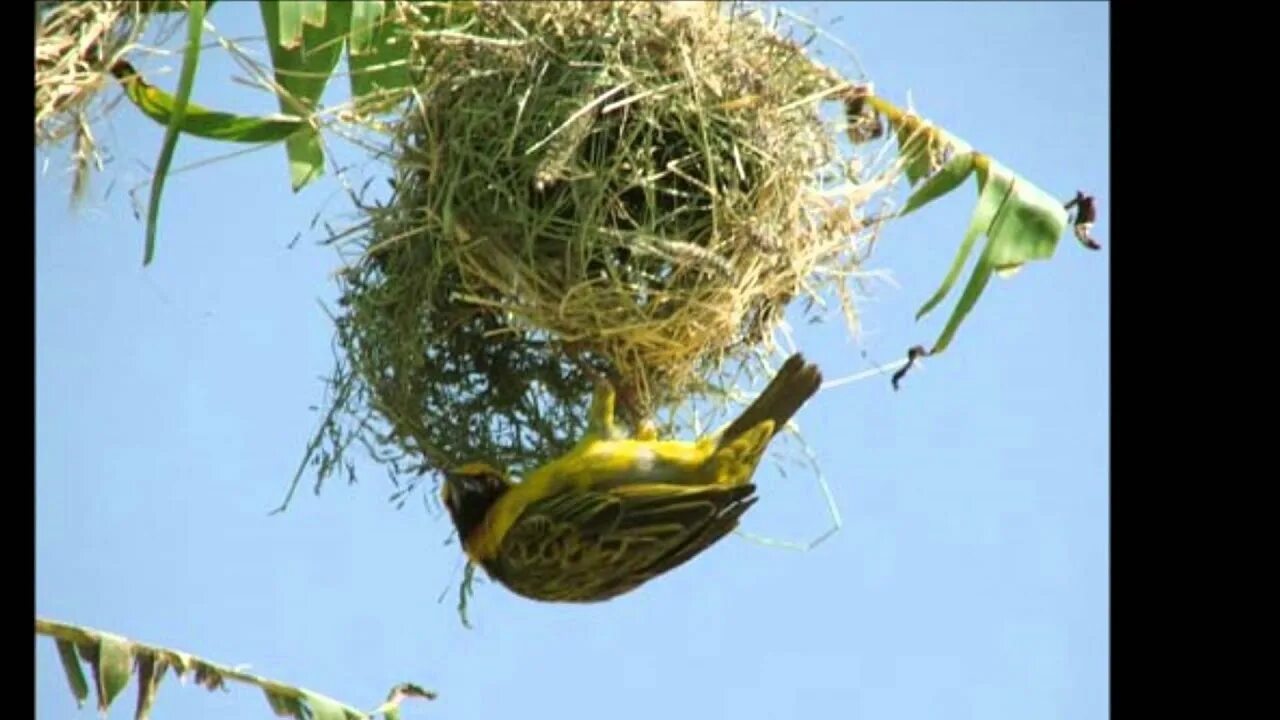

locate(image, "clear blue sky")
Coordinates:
36 3 1108 719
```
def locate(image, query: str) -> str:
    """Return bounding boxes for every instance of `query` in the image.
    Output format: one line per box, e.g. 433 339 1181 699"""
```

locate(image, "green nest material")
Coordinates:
320 0 891 492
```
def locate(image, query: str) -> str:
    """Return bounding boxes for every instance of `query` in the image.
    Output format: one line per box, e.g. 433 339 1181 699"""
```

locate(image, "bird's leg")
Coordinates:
584 376 619 441
635 418 659 441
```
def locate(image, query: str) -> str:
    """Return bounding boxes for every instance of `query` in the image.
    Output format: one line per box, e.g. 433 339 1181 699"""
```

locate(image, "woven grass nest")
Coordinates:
323 0 893 488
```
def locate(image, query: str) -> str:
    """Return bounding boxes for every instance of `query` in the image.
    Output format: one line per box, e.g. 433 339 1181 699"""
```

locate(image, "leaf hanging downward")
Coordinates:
141 0 206 266
915 159 1003 322
94 633 135 713
54 640 90 709
899 151 975 219
258 0 353 190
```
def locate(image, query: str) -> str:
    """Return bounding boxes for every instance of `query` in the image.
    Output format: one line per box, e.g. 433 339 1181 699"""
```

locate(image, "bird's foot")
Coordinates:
635 418 659 441
585 376 618 440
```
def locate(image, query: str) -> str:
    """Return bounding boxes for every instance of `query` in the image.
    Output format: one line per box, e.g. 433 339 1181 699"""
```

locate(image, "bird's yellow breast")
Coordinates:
466 437 716 561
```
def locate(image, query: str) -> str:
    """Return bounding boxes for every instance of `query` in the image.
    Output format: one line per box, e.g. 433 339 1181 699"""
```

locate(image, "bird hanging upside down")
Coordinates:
441 353 824 603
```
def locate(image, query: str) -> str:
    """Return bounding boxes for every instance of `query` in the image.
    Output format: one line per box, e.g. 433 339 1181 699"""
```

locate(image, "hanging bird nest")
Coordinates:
315 0 897 495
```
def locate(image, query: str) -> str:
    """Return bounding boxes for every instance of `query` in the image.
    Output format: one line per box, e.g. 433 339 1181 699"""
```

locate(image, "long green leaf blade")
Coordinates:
899 151 974 218
926 160 1066 355
930 240 998 356
134 653 167 720
39 617 436 718
277 0 305 48
285 132 327 191
915 163 1006 320
95 634 135 713
143 0 205 266
348 0 381 54
113 61 305 143
264 688 305 719
259 0 352 190
300 691 350 720
984 163 1069 270
54 639 90 708
348 0 412 107
894 120 934 186
301 0 327 29
882 107 972 187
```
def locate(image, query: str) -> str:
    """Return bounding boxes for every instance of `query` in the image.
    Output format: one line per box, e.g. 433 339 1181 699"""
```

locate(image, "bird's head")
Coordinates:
441 461 512 548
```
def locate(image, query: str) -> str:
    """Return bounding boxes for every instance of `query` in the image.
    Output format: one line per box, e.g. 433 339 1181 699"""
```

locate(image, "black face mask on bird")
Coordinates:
441 463 511 545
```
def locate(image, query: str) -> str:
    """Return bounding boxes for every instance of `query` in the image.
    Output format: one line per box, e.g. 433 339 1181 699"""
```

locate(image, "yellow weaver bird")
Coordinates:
441 353 823 603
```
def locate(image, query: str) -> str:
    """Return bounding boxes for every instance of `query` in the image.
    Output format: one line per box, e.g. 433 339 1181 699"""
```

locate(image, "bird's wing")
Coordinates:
488 482 758 602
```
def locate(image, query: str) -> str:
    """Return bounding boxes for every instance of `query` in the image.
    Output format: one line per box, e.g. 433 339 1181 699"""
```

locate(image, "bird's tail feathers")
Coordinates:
714 353 822 452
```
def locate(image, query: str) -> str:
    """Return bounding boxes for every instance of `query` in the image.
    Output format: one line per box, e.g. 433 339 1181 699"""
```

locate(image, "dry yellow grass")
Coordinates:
36 2 167 197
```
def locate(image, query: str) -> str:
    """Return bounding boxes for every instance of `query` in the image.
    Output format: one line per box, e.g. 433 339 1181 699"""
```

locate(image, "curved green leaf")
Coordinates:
915 161 1005 321
259 0 353 190
879 101 974 188
301 691 351 720
276 1 305 49
193 660 228 691
923 162 1069 355
113 61 306 143
302 1 328 31
143 0 206 266
54 639 89 708
348 0 412 107
95 634 135 713
899 151 975 218
370 683 438 720
985 162 1068 269
264 687 306 718
135 653 168 720
348 0 383 55
930 239 998 356
894 118 935 186
38 618 436 719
